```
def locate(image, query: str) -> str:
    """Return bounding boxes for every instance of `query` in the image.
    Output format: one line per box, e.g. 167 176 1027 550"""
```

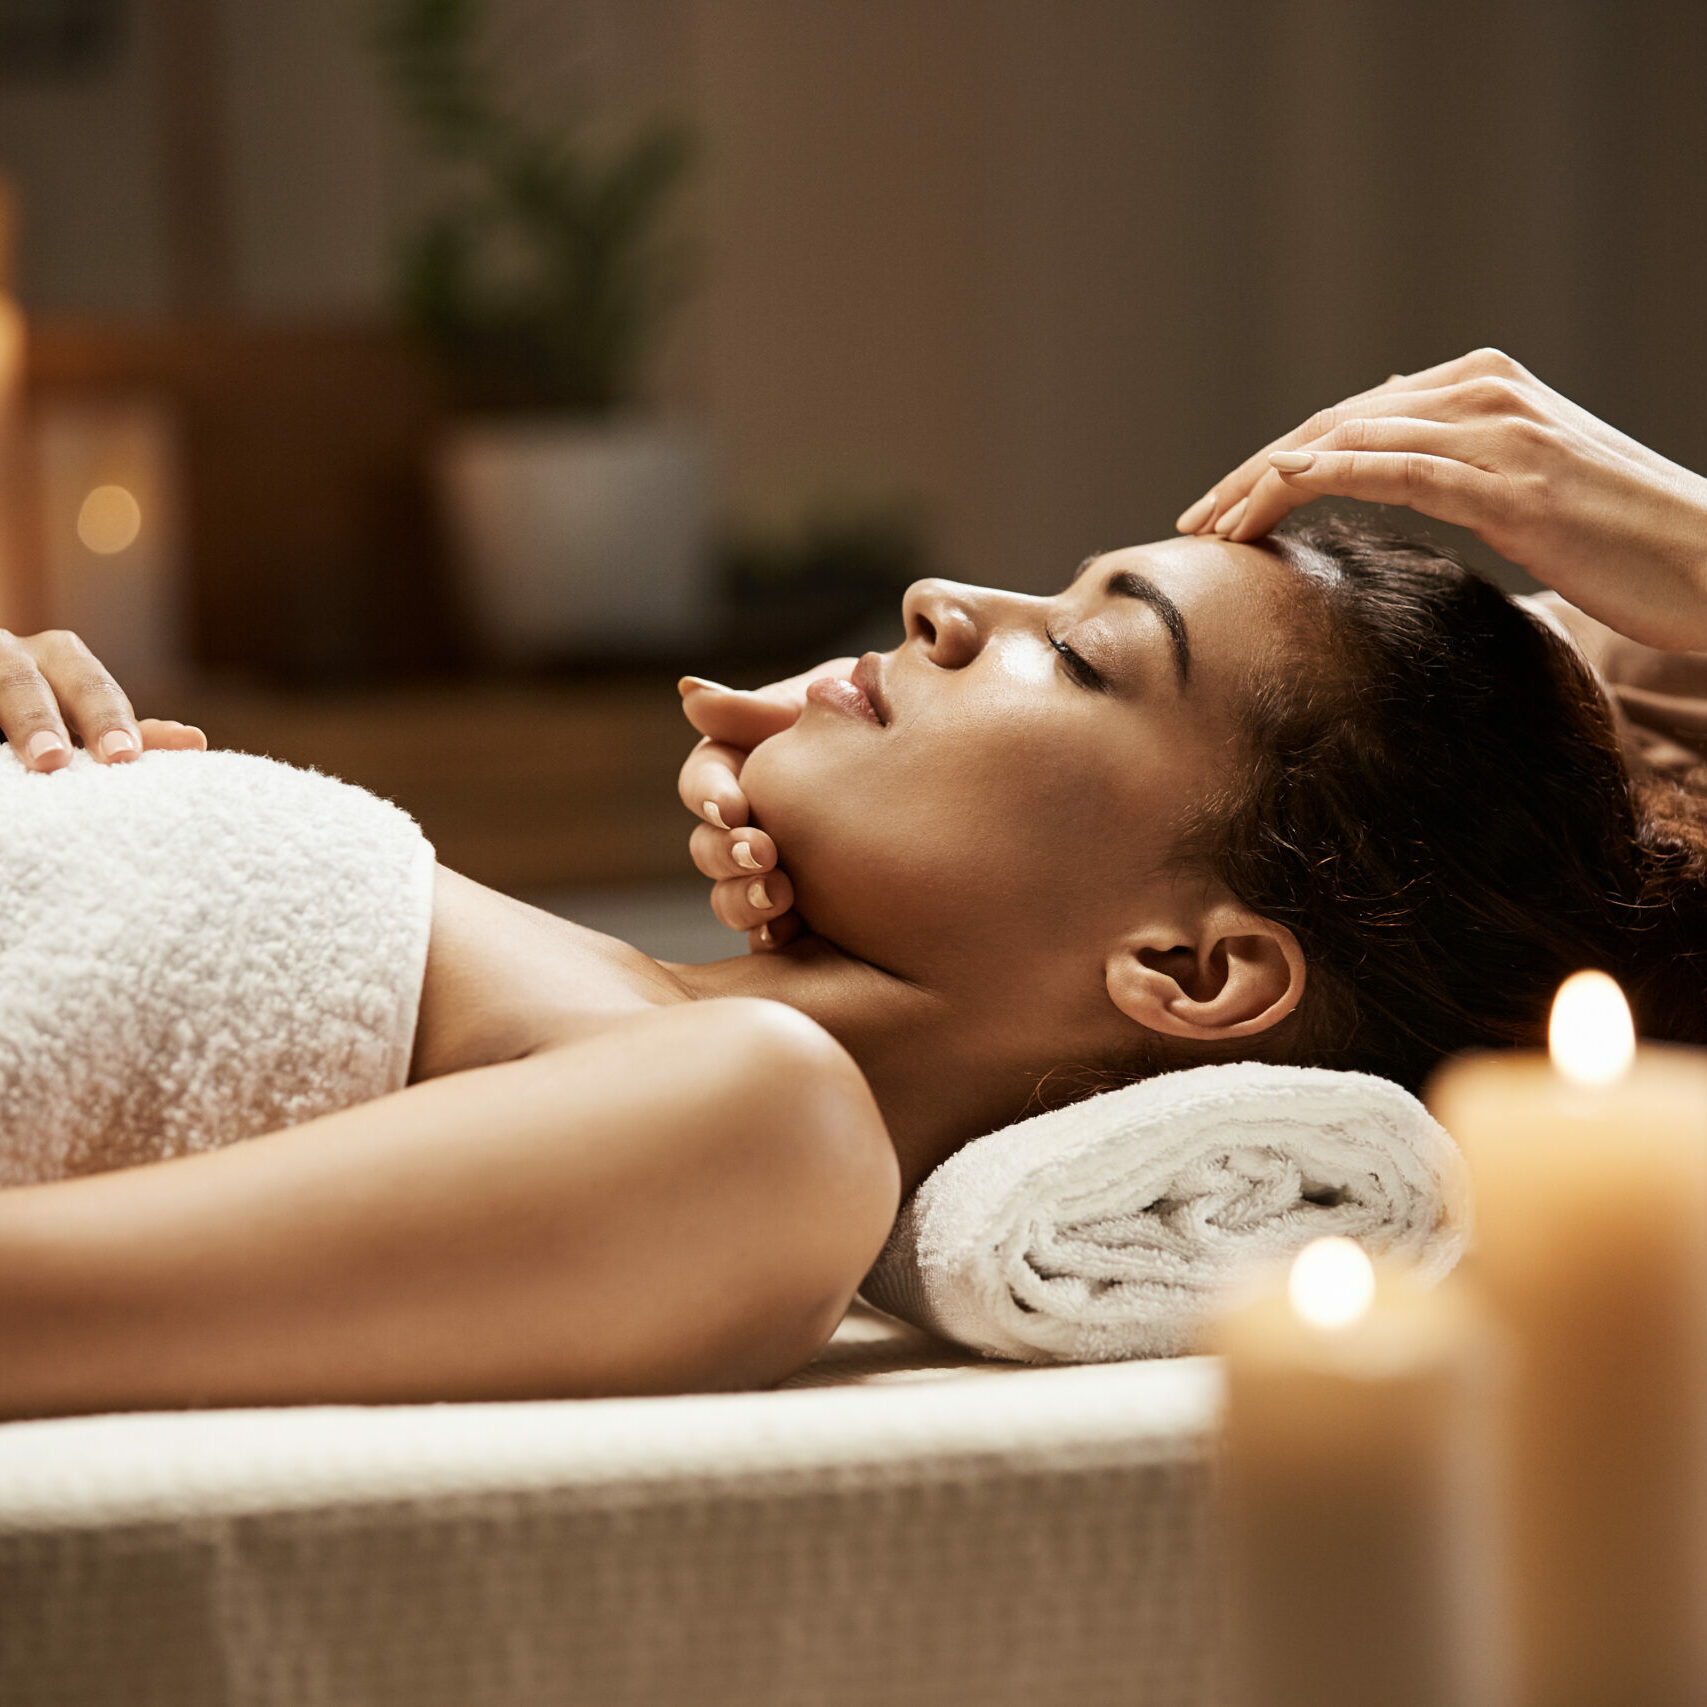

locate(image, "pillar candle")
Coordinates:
1216 1237 1507 1707
1428 972 1707 1707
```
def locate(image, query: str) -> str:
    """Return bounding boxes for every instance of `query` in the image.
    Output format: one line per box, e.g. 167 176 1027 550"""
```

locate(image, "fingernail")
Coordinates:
26 730 66 763
747 879 771 910
703 800 730 830
1215 497 1249 536
1175 492 1215 532
732 840 762 871
99 729 139 759
678 675 730 696
757 923 775 948
1269 451 1315 473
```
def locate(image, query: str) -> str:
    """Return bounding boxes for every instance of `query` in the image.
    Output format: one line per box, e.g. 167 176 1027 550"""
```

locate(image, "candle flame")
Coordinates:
1287 1236 1375 1330
1549 970 1635 1087
76 485 142 556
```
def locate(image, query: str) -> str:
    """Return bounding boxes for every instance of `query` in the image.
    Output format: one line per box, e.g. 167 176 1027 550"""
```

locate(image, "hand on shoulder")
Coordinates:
0 627 207 772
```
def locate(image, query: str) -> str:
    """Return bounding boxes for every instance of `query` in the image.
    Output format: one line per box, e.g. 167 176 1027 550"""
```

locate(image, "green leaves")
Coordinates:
372 0 695 414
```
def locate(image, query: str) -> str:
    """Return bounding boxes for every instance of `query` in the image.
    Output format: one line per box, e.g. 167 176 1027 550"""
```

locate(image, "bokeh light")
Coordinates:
76 485 142 555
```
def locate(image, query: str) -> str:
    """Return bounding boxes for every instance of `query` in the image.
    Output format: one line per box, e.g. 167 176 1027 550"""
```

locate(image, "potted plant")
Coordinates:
374 0 707 662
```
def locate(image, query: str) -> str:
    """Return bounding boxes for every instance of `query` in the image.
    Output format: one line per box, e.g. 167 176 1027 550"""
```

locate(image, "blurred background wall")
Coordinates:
5 0 1705 600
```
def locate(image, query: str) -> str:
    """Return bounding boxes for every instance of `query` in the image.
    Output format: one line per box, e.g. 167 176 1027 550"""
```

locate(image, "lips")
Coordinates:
851 652 891 724
805 652 891 727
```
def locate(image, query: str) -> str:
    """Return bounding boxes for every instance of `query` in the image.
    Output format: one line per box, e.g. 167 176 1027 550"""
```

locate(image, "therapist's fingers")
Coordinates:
678 738 753 832
709 866 796 933
1223 416 1501 541
1174 371 1418 533
1179 365 1520 533
0 628 144 771
1231 449 1511 541
0 632 71 770
138 718 209 751
678 658 855 746
749 913 803 953
1180 348 1546 535
24 627 144 764
689 819 780 882
679 678 805 748
1180 380 1475 535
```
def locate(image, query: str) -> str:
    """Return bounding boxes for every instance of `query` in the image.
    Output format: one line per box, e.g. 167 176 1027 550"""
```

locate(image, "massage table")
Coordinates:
0 1301 1225 1707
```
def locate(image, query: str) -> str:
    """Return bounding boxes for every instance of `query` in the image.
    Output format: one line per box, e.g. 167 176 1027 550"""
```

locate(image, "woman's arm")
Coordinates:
0 999 900 1419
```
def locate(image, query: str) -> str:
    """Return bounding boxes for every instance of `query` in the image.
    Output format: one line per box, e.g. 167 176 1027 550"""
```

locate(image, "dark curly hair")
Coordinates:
1162 512 1707 1094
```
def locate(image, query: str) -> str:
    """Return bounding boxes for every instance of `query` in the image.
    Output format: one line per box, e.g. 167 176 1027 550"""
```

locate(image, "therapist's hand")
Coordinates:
1177 347 1707 652
0 627 207 772
677 659 853 951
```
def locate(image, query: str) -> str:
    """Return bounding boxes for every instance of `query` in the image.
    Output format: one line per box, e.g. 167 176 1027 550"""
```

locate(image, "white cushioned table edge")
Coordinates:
0 1301 1227 1707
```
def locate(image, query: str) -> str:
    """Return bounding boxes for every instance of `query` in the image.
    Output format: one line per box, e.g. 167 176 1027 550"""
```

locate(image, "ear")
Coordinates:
1103 900 1306 1042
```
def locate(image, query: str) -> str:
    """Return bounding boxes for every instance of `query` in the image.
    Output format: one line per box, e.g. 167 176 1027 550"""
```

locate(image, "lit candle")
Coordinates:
1428 973 1707 1707
1215 1237 1506 1707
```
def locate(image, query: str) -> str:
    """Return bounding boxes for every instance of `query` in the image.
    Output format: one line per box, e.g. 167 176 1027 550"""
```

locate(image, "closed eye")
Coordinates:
1045 626 1107 692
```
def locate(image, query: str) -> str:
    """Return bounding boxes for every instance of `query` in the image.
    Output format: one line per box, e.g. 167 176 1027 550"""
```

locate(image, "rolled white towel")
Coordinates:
858 1061 1471 1364
0 745 436 1186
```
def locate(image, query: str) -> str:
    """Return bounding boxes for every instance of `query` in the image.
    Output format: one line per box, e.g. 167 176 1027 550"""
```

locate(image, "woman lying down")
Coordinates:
2 347 1705 1419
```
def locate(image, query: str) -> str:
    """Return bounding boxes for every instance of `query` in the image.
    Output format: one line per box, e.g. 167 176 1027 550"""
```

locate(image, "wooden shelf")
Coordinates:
172 675 703 893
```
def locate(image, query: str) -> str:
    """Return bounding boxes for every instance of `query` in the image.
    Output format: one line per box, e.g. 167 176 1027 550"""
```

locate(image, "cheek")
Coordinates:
740 712 1154 966
741 721 983 896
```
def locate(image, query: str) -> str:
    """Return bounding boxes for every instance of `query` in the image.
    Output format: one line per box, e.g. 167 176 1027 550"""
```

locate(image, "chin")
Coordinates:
739 726 898 957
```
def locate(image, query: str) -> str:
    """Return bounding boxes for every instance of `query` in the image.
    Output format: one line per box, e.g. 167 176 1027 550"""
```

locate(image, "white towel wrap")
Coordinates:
859 1061 1472 1364
0 746 436 1186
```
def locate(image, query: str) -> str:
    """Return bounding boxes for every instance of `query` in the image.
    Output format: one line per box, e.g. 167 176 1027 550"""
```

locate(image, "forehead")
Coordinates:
1086 536 1306 682
1091 534 1296 598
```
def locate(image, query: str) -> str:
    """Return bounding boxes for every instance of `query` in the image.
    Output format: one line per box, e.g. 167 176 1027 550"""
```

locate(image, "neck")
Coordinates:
667 937 1045 1197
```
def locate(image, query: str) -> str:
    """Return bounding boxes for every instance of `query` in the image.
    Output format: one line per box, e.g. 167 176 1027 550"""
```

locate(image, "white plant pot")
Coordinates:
437 417 713 661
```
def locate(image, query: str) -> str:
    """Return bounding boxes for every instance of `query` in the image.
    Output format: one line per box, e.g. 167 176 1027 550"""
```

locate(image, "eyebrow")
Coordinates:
1070 556 1191 688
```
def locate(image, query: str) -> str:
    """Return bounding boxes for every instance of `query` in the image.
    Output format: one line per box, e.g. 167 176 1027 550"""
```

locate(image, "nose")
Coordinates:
901 578 984 669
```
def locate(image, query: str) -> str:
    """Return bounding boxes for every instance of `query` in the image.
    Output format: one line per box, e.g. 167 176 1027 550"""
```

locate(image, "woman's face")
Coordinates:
739 536 1302 1020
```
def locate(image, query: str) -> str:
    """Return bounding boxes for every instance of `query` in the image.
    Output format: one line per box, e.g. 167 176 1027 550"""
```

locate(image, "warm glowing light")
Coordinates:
1287 1236 1376 1330
1549 970 1636 1088
76 484 142 555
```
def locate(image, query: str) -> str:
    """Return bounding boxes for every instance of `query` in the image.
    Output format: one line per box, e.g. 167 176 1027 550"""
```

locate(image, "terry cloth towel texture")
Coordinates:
859 1061 1471 1365
0 745 436 1187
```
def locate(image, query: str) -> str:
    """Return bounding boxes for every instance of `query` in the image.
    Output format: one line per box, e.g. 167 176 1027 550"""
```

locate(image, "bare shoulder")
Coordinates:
672 996 884 1119
544 996 901 1388
586 996 898 1216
